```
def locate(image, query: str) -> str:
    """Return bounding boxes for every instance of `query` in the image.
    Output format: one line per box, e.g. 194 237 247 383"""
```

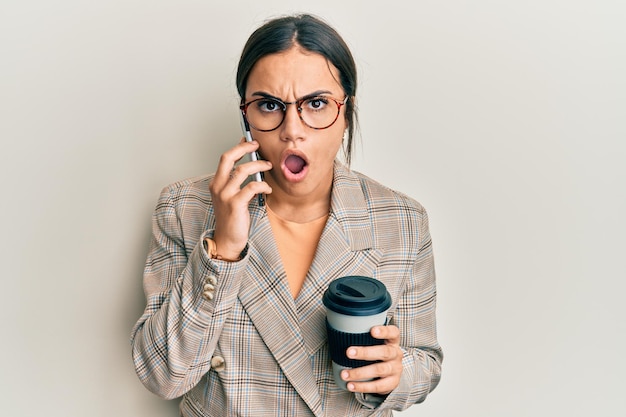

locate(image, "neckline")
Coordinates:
266 202 329 225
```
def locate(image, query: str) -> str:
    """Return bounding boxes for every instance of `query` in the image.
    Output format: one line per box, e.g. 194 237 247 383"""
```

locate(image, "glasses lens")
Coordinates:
300 97 340 129
245 98 286 131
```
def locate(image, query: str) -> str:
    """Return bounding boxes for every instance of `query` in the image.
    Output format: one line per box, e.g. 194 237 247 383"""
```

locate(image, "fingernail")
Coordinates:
347 383 355 391
347 348 357 358
341 370 349 380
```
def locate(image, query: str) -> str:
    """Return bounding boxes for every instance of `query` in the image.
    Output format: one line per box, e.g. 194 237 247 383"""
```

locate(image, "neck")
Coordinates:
266 183 332 223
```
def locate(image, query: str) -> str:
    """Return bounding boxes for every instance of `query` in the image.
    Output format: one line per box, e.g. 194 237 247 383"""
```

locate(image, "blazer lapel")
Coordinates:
297 161 384 358
238 204 325 416
237 162 382 416
296 215 383 358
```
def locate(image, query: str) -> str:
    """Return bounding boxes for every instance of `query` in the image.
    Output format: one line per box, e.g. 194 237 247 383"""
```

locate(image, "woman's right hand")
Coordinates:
208 139 272 260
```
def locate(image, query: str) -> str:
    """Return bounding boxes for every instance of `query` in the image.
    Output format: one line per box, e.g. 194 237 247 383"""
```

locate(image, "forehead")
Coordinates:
245 46 343 99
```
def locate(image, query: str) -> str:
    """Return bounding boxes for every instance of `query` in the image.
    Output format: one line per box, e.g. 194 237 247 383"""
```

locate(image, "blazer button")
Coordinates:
210 355 226 372
203 275 217 300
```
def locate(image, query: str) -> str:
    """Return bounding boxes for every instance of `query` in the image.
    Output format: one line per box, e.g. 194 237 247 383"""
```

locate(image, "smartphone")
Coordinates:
239 113 265 206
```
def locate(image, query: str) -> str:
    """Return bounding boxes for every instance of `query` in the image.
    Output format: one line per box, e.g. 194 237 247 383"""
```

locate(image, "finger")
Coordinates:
342 360 397 382
215 140 260 176
232 160 273 183
370 325 400 343
341 350 403 395
215 162 272 205
218 160 272 198
345 374 399 395
213 140 261 188
231 181 272 206
346 344 400 363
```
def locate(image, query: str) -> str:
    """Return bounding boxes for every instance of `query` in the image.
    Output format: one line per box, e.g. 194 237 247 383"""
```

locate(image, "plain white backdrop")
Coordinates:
1 1 624 416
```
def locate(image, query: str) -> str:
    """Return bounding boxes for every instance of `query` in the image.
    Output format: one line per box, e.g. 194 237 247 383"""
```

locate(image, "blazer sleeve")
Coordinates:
130 185 247 399
358 208 443 410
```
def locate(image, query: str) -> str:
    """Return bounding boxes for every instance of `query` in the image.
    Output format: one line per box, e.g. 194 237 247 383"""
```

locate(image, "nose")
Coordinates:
278 103 306 142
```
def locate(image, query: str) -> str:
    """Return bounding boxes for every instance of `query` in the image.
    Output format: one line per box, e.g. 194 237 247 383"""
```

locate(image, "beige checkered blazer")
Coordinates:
131 161 442 416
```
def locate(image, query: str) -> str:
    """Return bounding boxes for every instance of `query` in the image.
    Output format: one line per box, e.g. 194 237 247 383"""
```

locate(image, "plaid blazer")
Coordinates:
131 161 442 416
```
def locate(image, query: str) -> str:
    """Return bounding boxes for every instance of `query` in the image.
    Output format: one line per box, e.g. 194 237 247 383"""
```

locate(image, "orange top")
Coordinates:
266 204 328 298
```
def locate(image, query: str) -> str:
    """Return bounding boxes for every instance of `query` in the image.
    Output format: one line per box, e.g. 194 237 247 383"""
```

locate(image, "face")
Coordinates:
244 46 347 202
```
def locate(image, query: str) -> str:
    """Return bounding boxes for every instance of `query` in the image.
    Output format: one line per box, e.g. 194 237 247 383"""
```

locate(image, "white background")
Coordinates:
1 1 624 416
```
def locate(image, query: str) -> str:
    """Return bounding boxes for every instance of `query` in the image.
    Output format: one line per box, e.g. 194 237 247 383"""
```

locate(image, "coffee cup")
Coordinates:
322 275 392 390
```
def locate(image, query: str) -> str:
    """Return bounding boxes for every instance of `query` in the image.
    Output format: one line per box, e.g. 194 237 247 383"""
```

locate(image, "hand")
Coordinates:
341 325 403 395
208 139 272 260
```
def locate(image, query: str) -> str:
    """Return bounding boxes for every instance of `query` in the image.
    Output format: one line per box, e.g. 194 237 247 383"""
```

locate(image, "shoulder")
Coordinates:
158 173 214 204
349 169 431 251
153 174 215 221
151 174 216 247
351 169 427 217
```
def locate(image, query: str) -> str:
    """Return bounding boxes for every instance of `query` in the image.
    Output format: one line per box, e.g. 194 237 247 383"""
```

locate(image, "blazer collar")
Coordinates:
328 160 374 252
239 161 382 416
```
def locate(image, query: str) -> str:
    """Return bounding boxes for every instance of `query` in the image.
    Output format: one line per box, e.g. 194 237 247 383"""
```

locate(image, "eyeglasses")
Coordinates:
240 95 349 132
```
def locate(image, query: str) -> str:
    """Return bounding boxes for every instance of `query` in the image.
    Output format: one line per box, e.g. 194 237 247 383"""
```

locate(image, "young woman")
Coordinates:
131 14 442 416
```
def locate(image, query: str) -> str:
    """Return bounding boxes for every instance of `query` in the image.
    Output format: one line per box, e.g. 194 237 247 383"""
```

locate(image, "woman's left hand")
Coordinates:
341 325 404 395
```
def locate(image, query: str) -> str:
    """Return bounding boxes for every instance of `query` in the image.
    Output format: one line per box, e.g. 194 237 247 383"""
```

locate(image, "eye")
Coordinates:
256 99 283 113
304 97 329 111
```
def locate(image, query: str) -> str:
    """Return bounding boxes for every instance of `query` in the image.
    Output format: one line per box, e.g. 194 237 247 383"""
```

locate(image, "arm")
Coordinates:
344 209 443 410
130 185 248 399
130 140 273 399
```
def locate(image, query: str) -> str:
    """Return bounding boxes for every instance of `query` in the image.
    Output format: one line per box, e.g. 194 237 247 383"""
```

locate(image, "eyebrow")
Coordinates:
249 90 334 102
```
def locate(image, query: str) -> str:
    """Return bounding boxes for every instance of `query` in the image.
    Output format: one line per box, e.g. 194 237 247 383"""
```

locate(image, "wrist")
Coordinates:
203 238 242 262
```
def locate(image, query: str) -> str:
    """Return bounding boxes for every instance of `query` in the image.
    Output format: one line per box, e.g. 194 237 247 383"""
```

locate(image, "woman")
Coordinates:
131 14 442 416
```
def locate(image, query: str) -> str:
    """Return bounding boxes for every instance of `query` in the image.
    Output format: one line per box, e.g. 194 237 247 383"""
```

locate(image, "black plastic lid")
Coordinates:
322 276 391 316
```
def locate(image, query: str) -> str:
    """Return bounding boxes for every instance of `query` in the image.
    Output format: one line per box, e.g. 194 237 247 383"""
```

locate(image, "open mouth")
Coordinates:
281 152 309 182
285 154 307 174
